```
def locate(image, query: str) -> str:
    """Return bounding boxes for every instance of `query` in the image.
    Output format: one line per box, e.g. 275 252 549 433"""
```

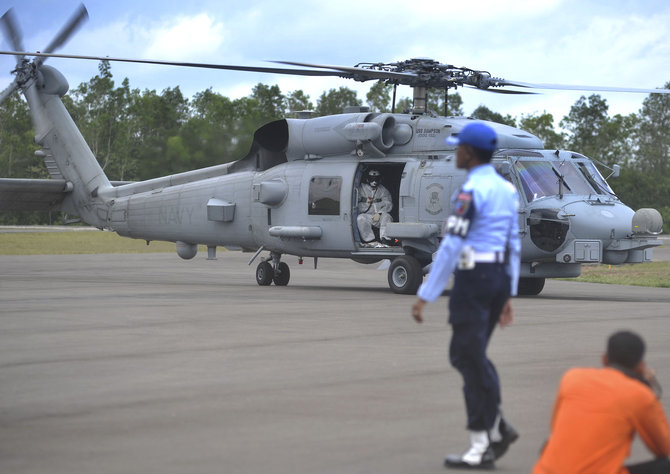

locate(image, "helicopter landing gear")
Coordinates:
518 277 545 296
255 252 291 287
273 262 290 286
255 261 274 286
388 255 423 295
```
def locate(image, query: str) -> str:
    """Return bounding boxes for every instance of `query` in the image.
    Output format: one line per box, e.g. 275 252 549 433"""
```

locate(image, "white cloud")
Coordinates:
553 14 670 88
142 14 226 61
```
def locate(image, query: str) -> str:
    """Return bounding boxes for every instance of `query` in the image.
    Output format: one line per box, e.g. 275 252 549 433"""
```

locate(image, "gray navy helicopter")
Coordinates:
0 5 666 295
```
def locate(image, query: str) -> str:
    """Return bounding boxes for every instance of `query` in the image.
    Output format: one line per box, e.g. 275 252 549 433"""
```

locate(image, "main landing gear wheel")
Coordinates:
388 255 423 295
256 261 274 286
272 261 290 286
518 277 545 296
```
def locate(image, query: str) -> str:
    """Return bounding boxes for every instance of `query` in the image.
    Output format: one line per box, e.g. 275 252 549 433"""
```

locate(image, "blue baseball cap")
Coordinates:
446 123 498 151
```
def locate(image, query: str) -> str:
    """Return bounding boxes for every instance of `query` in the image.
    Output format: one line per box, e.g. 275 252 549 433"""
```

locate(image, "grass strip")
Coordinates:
0 230 176 255
573 262 669 288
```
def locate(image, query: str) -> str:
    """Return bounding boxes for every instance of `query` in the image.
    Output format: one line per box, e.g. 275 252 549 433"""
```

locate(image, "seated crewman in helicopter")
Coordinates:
357 169 394 247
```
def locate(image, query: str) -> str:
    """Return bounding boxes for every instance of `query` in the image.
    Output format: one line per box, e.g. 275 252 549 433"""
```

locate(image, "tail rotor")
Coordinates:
0 3 88 104
0 7 24 104
35 3 88 68
0 7 25 65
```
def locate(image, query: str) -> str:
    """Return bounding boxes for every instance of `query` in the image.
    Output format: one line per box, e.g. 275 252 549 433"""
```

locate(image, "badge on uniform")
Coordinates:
445 190 474 238
454 191 473 215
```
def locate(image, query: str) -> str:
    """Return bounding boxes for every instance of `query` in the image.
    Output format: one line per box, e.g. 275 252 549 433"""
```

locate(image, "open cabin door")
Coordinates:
300 162 356 252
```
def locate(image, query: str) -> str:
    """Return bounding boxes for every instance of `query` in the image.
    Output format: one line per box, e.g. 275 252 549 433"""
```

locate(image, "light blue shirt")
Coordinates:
417 164 521 302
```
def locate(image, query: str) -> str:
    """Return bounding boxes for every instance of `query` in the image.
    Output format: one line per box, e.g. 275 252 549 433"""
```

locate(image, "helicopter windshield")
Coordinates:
515 160 597 202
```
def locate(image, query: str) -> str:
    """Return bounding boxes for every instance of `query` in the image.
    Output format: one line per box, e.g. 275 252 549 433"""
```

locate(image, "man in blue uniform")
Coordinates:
411 122 521 470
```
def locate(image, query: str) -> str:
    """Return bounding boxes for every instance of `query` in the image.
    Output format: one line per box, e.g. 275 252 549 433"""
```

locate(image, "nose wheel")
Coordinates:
255 253 291 286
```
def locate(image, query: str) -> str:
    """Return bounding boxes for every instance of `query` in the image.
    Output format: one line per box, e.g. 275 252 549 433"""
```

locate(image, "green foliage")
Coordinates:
658 207 670 229
634 81 670 173
560 94 610 156
0 94 40 177
315 87 362 116
611 168 670 213
559 95 640 168
470 105 516 127
518 112 565 149
286 90 313 114
366 82 392 113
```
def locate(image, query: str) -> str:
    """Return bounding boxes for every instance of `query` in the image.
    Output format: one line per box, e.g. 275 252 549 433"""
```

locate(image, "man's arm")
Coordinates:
635 397 670 457
506 191 521 296
378 186 393 213
634 367 670 457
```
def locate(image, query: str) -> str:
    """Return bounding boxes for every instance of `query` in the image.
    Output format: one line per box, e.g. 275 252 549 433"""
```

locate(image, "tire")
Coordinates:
518 277 545 296
387 255 423 295
256 261 274 286
272 261 290 286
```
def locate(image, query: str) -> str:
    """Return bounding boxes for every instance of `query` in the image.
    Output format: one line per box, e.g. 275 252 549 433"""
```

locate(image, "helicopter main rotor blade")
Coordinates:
35 3 89 67
506 80 670 95
0 8 25 65
272 60 417 83
467 86 536 95
0 50 350 77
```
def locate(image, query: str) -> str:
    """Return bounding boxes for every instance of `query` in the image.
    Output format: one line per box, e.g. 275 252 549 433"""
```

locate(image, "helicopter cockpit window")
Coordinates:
576 161 615 195
516 161 559 201
554 161 595 195
515 161 596 202
308 176 342 215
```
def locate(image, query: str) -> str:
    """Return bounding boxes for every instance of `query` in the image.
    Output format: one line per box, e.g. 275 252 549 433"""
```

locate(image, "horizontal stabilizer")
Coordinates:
0 178 70 211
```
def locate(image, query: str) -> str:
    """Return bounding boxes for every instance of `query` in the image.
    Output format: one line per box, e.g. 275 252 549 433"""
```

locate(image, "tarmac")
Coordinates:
0 242 669 474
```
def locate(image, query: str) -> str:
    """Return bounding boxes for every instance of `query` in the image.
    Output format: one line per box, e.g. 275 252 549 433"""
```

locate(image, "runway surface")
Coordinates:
1 251 669 473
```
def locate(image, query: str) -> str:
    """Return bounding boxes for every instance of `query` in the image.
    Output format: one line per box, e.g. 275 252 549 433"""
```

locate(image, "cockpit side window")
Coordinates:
308 176 342 215
554 161 596 195
576 161 615 195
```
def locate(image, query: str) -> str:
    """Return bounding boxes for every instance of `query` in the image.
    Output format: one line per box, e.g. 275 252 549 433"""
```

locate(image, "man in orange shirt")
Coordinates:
534 330 670 474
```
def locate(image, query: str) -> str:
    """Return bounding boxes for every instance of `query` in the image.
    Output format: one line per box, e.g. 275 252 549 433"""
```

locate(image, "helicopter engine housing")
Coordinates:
285 113 398 159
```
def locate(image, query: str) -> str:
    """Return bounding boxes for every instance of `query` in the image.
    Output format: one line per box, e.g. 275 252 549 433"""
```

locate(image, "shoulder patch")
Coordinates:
454 191 473 216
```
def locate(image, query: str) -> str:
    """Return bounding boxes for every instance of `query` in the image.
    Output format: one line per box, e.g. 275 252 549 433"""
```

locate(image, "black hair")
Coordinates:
469 145 494 163
607 330 645 369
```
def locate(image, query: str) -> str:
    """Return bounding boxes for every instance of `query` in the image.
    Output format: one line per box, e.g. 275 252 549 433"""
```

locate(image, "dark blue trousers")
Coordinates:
448 263 510 431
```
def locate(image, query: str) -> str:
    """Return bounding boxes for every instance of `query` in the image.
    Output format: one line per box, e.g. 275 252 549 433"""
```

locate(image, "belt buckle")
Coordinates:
458 246 476 270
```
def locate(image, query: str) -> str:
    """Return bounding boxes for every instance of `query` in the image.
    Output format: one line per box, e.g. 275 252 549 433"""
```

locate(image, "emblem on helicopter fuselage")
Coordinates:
425 183 444 215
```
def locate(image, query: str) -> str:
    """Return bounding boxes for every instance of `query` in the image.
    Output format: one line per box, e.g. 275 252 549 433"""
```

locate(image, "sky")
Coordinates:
2 0 670 126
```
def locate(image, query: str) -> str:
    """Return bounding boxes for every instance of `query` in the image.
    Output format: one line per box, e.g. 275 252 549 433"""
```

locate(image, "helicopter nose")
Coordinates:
557 202 636 264
559 202 634 241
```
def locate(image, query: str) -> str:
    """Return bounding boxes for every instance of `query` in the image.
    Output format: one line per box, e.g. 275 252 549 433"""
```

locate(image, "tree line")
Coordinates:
1 60 669 226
